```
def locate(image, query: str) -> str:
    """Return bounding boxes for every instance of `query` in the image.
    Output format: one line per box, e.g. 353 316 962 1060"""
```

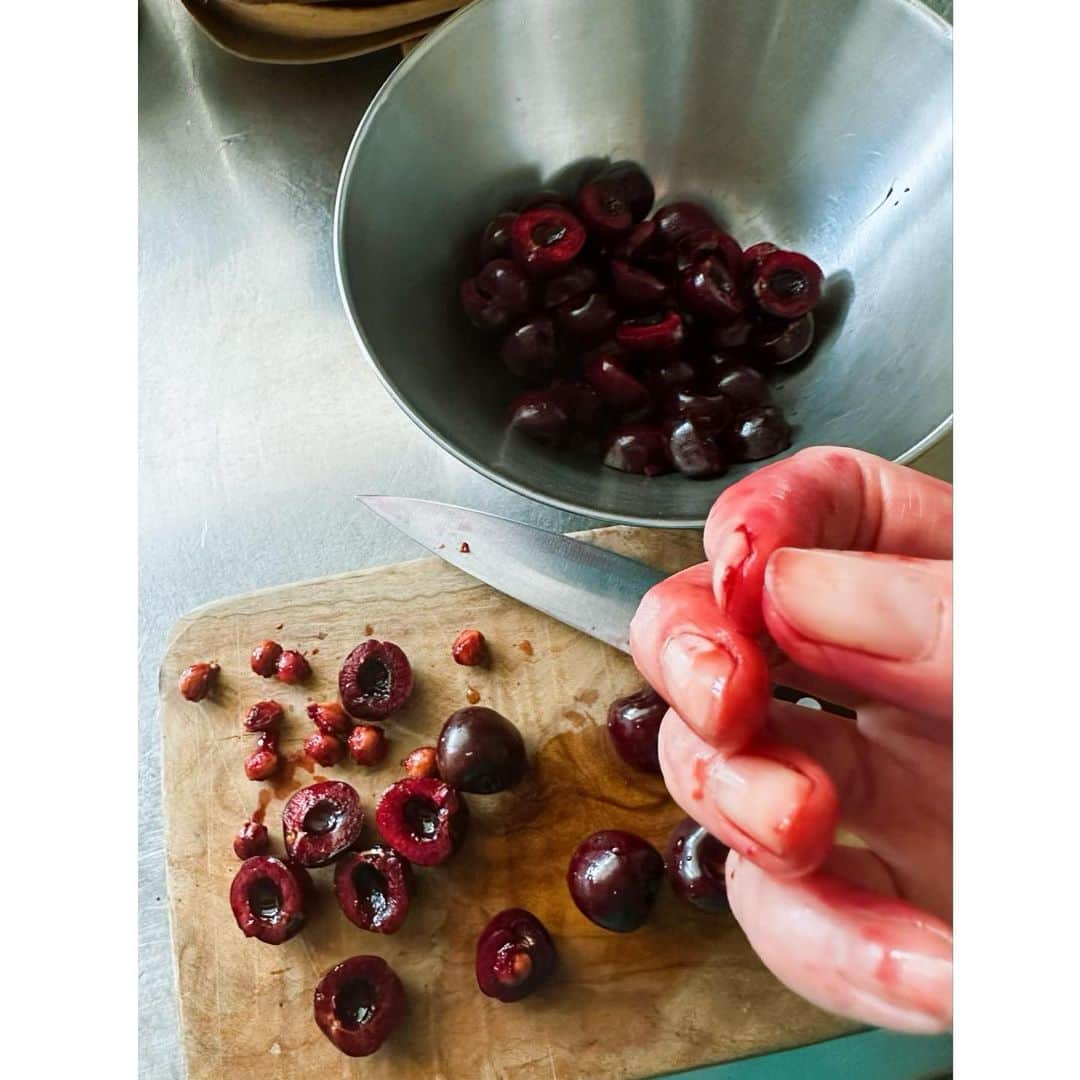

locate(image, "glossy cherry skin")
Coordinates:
611 258 668 309
230 855 313 945
615 309 685 352
730 405 793 462
665 817 731 913
603 425 672 475
479 211 518 264
708 315 756 351
282 780 365 868
675 227 743 275
678 256 746 323
501 316 559 383
460 258 535 331
643 352 696 399
669 418 728 479
547 379 603 431
701 363 770 409
585 349 650 417
339 640 414 720
313 955 406 1057
507 390 572 446
741 241 780 280
753 312 815 366
375 777 469 866
567 830 665 932
577 163 654 239
543 264 598 310
511 207 587 277
653 201 717 246
616 220 674 277
437 707 527 794
606 686 666 773
334 846 412 934
750 250 823 318
476 908 557 1002
555 291 618 345
665 389 735 433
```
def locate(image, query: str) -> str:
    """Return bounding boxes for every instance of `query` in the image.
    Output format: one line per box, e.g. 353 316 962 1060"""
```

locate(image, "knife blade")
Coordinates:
357 496 665 653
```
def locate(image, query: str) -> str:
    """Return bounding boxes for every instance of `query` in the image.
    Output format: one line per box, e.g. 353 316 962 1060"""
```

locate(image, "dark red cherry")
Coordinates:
334 846 412 934
567 829 664 932
313 955 406 1057
665 389 735 433
669 418 728 479
607 686 666 773
476 908 557 1003
479 212 518 264
555 291 618 345
339 640 413 720
230 855 313 945
643 352 696 398
282 780 364 868
611 259 668 309
603 425 671 475
678 256 745 323
705 364 770 409
615 220 674 277
375 777 469 866
750 250 823 318
507 389 571 446
665 817 731 913
500 316 559 382
511 207 587 277
730 405 793 462
547 379 603 431
675 227 743 275
614 309 685 352
585 349 650 416
752 312 815 366
436 706 527 794
653 201 717 246
708 315 756 350
577 164 653 239
459 259 533 332
543 264 598 310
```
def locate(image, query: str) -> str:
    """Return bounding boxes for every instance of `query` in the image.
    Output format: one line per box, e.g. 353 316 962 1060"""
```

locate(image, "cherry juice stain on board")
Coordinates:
251 787 273 825
575 689 599 706
363 624 374 637
465 685 481 704
517 640 534 657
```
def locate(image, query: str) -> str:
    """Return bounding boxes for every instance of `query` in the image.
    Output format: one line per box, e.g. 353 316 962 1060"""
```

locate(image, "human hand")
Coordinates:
629 447 953 1033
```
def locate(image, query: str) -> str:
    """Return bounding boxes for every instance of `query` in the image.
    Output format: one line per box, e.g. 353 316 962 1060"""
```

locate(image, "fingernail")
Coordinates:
768 549 943 661
703 754 813 857
710 528 752 610
660 633 735 741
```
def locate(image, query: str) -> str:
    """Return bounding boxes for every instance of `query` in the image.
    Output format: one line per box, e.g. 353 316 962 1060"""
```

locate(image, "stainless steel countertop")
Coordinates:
138 1 951 1075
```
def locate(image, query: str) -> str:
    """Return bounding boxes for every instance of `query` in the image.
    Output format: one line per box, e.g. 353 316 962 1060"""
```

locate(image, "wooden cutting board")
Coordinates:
161 525 856 1080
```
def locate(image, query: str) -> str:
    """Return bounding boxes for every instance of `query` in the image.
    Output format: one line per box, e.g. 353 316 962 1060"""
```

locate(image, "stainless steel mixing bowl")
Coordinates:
335 0 952 526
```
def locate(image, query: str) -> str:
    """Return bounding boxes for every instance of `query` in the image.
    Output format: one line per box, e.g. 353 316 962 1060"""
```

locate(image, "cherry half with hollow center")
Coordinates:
375 777 468 866
476 908 557 1002
313 955 406 1057
282 780 364 868
229 855 313 945
334 846 412 934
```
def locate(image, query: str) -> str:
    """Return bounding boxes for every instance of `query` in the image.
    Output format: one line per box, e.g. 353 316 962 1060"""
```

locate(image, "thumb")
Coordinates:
762 549 952 720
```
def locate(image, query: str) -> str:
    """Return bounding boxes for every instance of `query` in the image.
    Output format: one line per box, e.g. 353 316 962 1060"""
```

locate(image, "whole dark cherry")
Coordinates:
250 640 283 678
275 650 310 684
750 250 823 318
305 731 346 768
476 908 557 1003
730 405 793 462
585 348 650 417
375 777 468 866
708 315 756 350
607 686 667 773
678 256 745 323
510 207 587 277
547 379 603 431
233 820 270 860
460 259 534 331
753 312 815 366
616 220 674 277
508 390 571 446
653 201 717 246
230 855 312 944
555 291 618 345
576 164 654 239
307 701 351 737
603 425 671 475
543 264 598 310
479 211 518 264
313 955 406 1057
349 724 387 767
703 363 771 409
665 817 731 913
669 418 728 479
339 640 413 720
614 309 685 352
282 780 364 868
244 699 284 734
501 316 559 383
334 846 412 934
567 830 665 932
179 662 218 702
400 746 439 780
452 628 487 666
610 258 668 309
643 352 696 399
436 707 527 794
665 389 735 433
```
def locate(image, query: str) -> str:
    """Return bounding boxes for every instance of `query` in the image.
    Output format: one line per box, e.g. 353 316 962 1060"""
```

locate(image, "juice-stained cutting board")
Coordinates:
161 526 856 1080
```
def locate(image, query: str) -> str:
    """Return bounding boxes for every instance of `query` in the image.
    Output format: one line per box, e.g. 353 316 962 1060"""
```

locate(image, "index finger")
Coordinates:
705 447 952 635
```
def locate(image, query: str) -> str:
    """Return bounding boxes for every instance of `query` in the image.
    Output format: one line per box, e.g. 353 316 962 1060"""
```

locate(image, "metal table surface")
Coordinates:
138 1 951 1076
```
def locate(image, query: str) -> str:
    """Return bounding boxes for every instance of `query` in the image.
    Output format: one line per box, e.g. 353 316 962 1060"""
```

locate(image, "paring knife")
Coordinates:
358 497 952 1080
357 496 665 653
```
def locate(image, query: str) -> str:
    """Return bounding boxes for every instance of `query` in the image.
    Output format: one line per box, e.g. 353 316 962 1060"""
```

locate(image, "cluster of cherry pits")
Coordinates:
177 630 730 1058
